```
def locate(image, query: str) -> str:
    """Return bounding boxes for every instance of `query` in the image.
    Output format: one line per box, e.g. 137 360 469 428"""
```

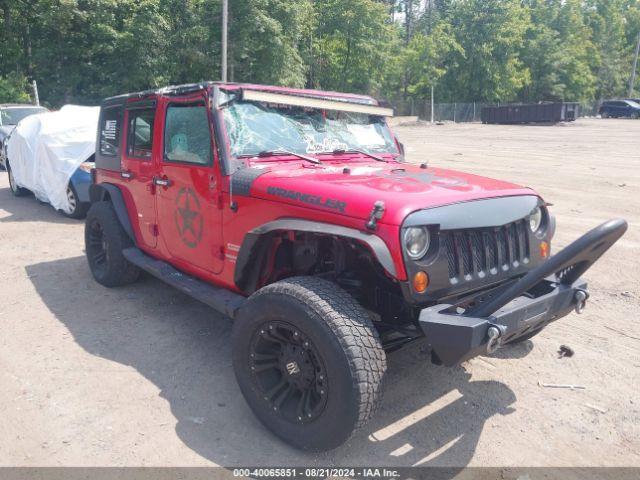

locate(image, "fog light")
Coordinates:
413 271 429 293
540 241 549 258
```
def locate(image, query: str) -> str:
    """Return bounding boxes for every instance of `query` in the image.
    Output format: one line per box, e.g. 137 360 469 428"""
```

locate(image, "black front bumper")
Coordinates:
418 219 627 366
419 278 586 365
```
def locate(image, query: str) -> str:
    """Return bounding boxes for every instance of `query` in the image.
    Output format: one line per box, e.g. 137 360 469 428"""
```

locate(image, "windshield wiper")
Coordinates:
331 148 387 162
248 149 321 164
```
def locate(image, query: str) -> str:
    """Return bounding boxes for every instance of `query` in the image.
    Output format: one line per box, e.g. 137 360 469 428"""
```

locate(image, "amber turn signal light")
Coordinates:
413 271 429 293
540 241 549 258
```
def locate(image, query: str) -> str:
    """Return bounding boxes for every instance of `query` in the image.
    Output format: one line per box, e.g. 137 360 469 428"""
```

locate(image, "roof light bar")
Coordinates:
241 89 394 117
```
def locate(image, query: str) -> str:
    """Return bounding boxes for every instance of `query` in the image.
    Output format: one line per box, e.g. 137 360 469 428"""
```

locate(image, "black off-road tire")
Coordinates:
232 276 387 451
63 183 90 219
7 163 28 197
85 200 140 287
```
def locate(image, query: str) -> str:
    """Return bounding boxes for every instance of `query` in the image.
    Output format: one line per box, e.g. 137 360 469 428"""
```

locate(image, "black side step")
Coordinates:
123 247 246 319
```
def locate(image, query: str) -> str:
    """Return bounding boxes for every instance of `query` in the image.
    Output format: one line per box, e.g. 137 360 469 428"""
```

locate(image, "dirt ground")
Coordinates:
0 118 638 468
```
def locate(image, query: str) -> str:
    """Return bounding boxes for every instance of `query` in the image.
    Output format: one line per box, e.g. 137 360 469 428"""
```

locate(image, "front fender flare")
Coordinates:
234 218 397 294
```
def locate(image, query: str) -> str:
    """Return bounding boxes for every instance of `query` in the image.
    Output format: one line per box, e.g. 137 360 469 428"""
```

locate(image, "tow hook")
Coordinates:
486 324 507 354
574 289 589 314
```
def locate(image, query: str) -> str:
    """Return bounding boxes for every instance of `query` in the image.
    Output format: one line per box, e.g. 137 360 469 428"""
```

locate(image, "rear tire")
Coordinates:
601 112 609 119
63 183 90 219
7 164 28 197
232 276 386 451
85 201 140 287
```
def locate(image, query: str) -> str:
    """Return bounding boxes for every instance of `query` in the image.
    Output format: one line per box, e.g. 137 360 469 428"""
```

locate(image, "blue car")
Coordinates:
599 100 640 119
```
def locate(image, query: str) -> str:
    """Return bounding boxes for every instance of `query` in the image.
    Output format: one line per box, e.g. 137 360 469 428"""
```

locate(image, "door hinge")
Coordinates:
150 224 159 237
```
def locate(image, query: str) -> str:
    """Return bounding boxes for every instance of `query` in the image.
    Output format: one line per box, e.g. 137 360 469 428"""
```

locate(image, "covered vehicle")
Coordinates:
0 104 48 170
6 105 98 218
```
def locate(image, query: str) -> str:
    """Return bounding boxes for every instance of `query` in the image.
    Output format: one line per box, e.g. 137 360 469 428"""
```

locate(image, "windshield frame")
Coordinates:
213 86 399 172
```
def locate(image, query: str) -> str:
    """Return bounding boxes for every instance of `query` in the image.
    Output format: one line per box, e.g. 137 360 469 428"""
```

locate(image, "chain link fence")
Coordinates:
393 99 603 122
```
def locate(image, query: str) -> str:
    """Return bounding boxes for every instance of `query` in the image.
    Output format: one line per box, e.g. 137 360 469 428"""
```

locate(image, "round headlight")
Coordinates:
529 207 543 232
404 227 430 259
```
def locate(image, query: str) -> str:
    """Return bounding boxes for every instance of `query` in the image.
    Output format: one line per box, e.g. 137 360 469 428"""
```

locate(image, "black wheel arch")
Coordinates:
89 183 136 243
234 218 397 295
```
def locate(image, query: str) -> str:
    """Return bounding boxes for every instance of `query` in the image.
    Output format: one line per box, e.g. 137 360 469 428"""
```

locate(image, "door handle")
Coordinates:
120 170 134 179
153 176 172 187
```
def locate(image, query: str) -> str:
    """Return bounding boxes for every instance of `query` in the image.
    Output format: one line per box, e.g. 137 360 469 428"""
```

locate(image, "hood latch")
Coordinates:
366 201 385 231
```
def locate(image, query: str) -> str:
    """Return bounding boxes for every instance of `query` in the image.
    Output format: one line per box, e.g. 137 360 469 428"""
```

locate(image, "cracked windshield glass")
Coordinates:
221 99 398 159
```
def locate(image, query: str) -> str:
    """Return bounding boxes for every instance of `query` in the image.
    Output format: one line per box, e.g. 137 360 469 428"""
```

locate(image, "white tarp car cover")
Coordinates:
7 105 99 213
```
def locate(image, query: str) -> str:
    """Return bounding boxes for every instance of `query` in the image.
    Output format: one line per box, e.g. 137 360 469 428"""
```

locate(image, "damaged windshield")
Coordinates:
221 100 398 159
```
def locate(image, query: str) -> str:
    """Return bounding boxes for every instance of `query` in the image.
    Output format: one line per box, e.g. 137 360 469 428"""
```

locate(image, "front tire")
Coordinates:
63 183 89 219
85 201 140 287
7 164 28 196
232 276 387 451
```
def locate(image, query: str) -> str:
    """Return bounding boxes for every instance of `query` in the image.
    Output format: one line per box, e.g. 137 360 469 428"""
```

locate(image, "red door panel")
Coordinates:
155 96 223 274
121 105 158 248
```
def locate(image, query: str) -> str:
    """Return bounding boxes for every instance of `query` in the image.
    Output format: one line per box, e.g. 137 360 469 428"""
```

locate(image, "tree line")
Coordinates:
1 0 639 108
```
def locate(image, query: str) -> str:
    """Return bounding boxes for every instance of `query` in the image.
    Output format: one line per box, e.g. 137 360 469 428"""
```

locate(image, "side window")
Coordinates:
164 103 212 165
99 107 121 156
126 108 155 159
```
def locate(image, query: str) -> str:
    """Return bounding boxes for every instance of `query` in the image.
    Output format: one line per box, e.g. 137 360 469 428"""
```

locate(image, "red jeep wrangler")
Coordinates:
85 82 626 451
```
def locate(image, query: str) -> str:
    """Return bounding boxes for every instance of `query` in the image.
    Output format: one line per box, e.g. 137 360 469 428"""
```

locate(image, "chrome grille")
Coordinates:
443 219 530 281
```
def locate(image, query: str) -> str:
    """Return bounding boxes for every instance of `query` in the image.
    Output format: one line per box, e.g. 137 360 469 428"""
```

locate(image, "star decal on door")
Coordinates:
174 187 203 248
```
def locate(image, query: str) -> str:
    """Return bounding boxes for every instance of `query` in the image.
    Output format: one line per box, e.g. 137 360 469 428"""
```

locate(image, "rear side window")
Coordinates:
127 108 155 159
99 107 121 156
164 103 212 165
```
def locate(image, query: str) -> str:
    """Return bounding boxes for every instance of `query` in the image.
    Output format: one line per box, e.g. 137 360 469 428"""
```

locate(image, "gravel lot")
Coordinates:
0 118 638 468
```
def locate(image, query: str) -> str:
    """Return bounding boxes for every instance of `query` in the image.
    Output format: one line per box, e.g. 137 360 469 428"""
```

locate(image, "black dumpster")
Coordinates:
481 102 579 124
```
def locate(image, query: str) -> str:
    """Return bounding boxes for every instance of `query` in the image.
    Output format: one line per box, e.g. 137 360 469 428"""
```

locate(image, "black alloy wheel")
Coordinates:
249 321 328 424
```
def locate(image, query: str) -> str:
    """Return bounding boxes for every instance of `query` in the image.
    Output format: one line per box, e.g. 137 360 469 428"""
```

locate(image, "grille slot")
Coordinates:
444 220 530 281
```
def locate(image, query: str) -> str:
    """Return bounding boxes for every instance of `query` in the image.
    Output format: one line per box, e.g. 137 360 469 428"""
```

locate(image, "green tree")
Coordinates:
521 0 596 102
0 73 32 103
402 22 462 99
313 0 396 93
442 0 532 102
586 0 630 98
229 0 313 87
